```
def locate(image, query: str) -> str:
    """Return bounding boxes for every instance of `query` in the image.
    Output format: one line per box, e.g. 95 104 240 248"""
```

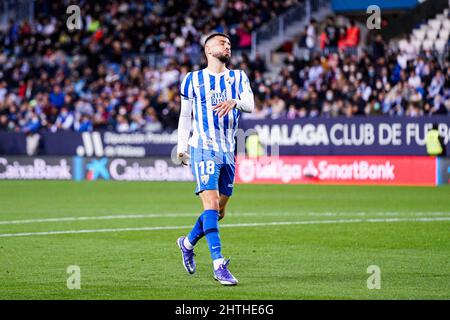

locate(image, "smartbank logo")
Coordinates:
238 157 397 183
318 161 395 180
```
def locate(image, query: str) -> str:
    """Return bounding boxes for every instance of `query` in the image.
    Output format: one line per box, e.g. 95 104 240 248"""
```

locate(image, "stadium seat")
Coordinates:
412 28 426 41
419 24 429 32
411 39 422 51
429 19 441 30
435 14 446 21
443 19 450 30
439 28 449 40
426 29 439 40
398 39 408 51
422 39 433 50
434 39 447 53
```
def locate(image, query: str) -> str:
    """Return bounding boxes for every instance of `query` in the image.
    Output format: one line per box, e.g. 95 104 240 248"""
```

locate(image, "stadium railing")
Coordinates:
251 0 330 59
0 0 34 31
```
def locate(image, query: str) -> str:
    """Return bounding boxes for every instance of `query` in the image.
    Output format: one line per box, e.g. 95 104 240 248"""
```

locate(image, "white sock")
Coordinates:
213 258 225 270
183 237 194 250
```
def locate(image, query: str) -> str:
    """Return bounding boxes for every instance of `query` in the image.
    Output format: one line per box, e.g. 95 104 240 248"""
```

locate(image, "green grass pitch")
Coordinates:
0 181 449 299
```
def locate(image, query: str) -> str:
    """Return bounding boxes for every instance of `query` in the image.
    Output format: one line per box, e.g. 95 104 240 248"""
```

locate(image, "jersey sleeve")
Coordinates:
238 70 253 97
180 72 194 101
234 70 254 113
177 95 193 154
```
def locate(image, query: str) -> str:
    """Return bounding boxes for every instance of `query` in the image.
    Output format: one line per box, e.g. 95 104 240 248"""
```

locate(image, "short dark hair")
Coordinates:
203 32 231 46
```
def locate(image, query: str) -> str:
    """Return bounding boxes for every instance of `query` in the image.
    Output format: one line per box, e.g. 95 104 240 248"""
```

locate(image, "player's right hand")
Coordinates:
177 152 190 166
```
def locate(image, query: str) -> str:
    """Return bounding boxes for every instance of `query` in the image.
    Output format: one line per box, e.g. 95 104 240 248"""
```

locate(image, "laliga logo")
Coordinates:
238 158 302 183
239 159 256 183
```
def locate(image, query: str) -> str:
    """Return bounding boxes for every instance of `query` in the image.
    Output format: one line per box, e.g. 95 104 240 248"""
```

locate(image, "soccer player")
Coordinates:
176 32 254 286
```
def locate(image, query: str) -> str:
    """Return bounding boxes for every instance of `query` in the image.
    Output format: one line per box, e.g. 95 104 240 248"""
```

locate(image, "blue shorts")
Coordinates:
189 146 236 197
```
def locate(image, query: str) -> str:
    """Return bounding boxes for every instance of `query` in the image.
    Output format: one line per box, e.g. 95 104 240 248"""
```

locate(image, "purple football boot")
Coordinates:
176 236 196 274
213 259 238 286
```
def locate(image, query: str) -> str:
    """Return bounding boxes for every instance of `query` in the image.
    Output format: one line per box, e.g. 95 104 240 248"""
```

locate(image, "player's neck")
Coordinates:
206 61 228 75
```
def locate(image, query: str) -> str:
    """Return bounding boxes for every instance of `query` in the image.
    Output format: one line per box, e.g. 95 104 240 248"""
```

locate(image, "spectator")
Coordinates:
51 106 74 132
49 85 65 109
431 95 448 115
324 16 340 52
236 23 252 49
428 70 445 99
345 20 360 48
0 114 8 131
21 110 40 134
407 70 422 89
75 114 93 132
306 19 317 50
143 107 163 132
270 96 286 119
372 34 386 61
116 114 130 133
403 36 417 62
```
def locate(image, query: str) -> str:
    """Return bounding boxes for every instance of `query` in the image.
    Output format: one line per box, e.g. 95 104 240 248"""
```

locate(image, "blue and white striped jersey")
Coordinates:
179 68 253 153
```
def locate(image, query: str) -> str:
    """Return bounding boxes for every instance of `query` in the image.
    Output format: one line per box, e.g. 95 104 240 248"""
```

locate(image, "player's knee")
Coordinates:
204 197 220 211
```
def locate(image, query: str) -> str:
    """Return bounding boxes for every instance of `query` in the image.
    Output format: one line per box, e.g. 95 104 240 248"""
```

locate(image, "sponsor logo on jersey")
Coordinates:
211 89 227 105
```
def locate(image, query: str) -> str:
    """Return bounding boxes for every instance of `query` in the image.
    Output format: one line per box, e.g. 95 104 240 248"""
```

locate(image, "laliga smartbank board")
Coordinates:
235 156 437 186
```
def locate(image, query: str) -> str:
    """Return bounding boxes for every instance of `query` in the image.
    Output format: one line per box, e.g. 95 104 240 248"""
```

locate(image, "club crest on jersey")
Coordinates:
211 89 227 105
201 174 210 184
225 76 235 86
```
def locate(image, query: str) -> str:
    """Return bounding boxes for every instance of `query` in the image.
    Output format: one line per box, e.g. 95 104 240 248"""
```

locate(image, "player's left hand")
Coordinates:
213 100 236 118
177 152 190 166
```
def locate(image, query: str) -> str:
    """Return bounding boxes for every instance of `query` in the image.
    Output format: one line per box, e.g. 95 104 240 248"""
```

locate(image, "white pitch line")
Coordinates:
0 213 200 225
0 217 449 238
1 211 450 225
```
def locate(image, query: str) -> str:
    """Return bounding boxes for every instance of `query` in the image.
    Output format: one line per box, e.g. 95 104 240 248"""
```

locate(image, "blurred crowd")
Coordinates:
0 0 449 134
244 49 450 120
0 0 301 133
245 16 450 120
